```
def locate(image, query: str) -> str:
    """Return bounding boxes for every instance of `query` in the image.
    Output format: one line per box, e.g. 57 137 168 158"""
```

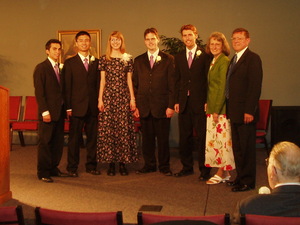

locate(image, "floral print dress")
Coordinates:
97 56 138 163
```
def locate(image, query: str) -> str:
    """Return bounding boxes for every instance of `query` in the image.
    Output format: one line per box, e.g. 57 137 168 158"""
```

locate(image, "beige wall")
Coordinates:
1 0 300 106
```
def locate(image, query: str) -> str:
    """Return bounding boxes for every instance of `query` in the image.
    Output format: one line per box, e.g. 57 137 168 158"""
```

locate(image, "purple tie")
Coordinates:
150 55 154 68
188 51 193 68
54 64 60 83
84 58 89 71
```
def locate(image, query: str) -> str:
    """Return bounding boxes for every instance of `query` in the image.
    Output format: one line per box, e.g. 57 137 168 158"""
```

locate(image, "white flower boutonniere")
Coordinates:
156 55 162 63
196 50 202 58
122 53 132 65
90 55 95 62
59 63 64 71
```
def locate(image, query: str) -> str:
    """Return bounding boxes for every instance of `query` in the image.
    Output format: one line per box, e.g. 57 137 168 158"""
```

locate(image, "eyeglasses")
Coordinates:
265 158 269 166
231 37 246 42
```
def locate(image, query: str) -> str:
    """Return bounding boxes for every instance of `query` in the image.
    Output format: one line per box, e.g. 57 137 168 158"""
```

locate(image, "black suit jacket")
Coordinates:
234 185 300 221
33 59 64 121
227 48 263 123
133 51 176 118
63 54 99 117
175 48 210 113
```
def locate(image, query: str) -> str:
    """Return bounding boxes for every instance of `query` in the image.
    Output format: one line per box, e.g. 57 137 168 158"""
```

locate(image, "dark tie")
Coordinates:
225 54 237 99
84 58 89 71
188 51 193 68
150 55 154 68
54 64 60 83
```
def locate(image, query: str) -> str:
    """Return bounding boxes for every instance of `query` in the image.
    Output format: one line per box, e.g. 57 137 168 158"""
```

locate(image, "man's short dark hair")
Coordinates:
75 31 91 41
45 39 61 50
144 28 159 39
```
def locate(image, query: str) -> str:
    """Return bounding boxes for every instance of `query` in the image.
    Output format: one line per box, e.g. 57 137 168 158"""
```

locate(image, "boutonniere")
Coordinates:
156 55 162 63
59 63 64 71
196 50 202 58
90 55 95 64
122 53 132 65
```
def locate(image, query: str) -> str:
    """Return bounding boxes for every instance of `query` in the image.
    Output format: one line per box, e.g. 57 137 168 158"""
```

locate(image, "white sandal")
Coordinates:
206 175 231 185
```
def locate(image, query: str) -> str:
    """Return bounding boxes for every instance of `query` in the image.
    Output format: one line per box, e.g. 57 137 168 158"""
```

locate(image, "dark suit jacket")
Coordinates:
234 185 300 222
174 48 210 113
227 48 263 123
133 51 176 118
33 58 64 121
63 54 99 117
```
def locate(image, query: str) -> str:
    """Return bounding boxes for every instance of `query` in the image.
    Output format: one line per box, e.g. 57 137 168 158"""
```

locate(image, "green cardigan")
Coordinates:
206 53 230 115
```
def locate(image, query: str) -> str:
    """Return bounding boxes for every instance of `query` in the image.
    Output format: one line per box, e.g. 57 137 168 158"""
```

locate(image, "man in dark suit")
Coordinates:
133 28 176 176
173 24 211 180
226 28 263 192
63 31 100 177
34 39 68 183
233 141 300 224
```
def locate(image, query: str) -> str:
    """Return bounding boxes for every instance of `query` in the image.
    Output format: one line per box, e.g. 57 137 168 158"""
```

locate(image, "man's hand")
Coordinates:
166 108 174 118
43 114 51 123
174 104 179 113
244 113 254 124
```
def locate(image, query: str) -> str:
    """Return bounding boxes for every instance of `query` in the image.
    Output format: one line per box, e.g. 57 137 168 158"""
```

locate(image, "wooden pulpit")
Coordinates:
0 85 12 204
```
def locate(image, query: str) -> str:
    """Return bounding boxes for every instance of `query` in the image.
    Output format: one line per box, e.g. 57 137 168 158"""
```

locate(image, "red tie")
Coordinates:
150 55 154 68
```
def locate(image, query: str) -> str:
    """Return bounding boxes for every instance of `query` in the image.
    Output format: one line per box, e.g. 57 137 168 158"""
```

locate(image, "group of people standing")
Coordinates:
33 24 263 193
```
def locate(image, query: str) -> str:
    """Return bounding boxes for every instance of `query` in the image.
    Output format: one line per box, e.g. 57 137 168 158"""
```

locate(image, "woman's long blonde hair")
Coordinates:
105 31 126 60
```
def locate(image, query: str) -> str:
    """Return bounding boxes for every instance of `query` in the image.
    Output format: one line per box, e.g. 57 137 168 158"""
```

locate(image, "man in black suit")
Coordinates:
226 28 263 192
233 141 300 223
34 39 68 182
173 24 211 180
63 31 100 177
133 28 176 176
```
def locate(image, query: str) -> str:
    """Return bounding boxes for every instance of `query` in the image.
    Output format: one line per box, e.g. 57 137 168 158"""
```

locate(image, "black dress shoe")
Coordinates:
227 180 240 186
136 167 156 174
232 184 254 192
119 163 128 176
51 171 70 177
160 169 173 176
68 171 78 177
107 163 116 176
39 177 54 183
86 169 101 175
173 169 194 177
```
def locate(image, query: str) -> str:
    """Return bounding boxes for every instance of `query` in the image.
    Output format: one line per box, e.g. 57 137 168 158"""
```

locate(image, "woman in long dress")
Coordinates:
205 32 235 184
97 31 138 176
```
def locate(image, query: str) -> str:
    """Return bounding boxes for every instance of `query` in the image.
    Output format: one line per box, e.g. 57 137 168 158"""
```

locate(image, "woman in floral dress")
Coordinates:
205 32 235 184
97 31 138 176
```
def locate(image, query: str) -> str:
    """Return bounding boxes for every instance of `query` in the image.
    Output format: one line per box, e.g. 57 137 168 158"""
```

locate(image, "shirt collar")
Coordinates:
275 182 300 188
48 57 57 67
147 49 159 60
186 45 197 58
78 52 89 63
235 46 248 62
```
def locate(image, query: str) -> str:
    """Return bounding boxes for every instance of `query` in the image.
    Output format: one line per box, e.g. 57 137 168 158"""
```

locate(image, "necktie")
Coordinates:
150 55 154 68
54 64 60 83
84 58 89 71
225 54 237 99
188 51 193 68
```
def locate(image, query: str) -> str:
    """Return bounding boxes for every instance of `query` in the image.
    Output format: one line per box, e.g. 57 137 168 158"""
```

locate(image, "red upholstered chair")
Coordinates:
9 96 22 149
240 214 300 225
137 212 230 225
35 207 123 225
256 99 272 155
11 96 38 146
0 205 25 225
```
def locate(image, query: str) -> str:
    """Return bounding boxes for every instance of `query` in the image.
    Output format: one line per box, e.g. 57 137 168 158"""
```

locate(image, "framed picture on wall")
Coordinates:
58 29 101 63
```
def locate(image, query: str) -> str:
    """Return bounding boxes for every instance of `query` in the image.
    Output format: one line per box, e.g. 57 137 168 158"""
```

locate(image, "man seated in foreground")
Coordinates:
233 141 300 223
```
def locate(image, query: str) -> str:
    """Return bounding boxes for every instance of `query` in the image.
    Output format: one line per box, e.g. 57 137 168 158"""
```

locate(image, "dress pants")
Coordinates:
37 107 64 178
178 97 210 175
231 122 256 187
140 114 171 171
67 111 98 172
